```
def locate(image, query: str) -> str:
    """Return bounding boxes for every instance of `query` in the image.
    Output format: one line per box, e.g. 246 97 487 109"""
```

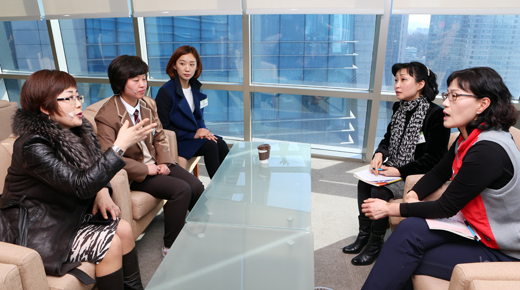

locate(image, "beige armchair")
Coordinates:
390 127 520 290
82 98 200 239
0 100 17 141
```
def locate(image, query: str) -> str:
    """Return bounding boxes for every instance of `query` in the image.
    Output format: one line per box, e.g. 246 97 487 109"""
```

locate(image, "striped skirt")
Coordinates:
67 214 120 264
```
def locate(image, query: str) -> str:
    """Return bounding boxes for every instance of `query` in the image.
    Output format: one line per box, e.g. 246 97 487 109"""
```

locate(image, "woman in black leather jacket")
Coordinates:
0 70 156 290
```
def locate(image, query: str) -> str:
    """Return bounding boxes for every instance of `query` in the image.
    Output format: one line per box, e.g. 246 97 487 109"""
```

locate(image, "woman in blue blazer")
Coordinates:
156 46 229 179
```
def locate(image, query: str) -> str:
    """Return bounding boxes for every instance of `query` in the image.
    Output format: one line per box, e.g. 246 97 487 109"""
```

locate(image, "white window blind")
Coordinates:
392 0 520 15
0 0 41 21
132 0 242 17
245 0 385 15
41 0 130 19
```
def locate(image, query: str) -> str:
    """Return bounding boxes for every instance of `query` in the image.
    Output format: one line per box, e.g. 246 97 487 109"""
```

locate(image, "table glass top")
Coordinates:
145 223 314 290
186 141 312 230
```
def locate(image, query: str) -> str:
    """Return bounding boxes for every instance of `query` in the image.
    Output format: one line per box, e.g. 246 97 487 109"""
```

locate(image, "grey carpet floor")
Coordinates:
136 157 376 290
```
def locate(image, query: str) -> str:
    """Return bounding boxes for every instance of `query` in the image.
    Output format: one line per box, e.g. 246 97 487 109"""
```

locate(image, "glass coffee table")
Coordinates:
146 223 314 289
146 141 314 289
187 141 312 230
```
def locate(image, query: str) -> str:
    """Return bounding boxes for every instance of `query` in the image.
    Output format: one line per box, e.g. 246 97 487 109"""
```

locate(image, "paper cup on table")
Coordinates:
257 144 271 164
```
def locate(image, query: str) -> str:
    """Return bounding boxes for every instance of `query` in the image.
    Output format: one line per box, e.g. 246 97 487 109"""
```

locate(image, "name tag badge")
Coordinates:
417 132 426 144
200 98 209 109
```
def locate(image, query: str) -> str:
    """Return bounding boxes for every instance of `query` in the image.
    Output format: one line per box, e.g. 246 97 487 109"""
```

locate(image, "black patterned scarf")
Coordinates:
386 95 430 168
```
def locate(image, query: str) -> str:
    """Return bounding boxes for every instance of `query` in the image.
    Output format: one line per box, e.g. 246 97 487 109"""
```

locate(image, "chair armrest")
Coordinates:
413 275 450 290
0 262 22 290
163 129 179 162
404 174 424 193
0 242 49 289
449 262 520 290
390 174 449 230
109 169 134 224
178 156 201 174
468 280 520 290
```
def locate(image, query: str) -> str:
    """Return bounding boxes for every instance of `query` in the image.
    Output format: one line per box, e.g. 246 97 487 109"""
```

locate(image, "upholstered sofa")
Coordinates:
390 127 520 290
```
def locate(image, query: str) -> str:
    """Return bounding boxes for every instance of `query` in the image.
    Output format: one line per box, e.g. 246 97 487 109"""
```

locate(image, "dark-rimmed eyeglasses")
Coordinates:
441 92 476 102
57 95 84 104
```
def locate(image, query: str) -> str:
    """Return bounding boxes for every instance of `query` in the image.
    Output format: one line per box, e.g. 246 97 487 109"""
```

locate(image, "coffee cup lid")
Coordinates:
257 144 271 150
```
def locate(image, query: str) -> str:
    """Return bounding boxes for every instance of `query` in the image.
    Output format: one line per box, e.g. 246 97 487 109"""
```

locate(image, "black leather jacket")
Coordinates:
0 109 125 277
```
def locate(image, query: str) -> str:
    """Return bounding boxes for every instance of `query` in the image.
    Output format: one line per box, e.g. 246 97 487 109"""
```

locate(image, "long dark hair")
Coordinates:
392 62 438 102
447 67 518 132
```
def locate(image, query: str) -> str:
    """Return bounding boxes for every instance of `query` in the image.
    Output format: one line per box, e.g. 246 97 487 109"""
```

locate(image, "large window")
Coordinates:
4 79 24 104
251 15 376 89
252 93 366 156
145 16 243 82
384 15 520 98
3 8 520 160
77 83 114 107
60 18 136 76
0 20 54 72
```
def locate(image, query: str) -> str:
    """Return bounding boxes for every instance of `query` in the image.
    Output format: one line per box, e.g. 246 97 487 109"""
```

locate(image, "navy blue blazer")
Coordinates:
156 75 208 159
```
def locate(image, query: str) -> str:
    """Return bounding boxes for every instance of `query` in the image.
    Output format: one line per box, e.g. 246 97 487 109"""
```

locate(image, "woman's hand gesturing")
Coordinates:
114 119 157 151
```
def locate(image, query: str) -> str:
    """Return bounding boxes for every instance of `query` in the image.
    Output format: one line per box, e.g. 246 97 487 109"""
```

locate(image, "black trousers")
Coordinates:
130 164 204 247
361 217 519 290
193 137 229 179
357 180 393 232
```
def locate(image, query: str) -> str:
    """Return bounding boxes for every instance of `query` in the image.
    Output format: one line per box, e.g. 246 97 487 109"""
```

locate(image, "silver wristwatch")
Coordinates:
111 144 125 157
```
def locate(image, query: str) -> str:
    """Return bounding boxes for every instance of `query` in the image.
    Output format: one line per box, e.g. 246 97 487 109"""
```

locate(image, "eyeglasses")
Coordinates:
441 92 476 102
57 95 84 104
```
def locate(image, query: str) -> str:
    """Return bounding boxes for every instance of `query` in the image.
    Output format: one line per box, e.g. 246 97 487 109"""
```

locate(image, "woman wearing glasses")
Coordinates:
361 67 520 289
0 70 156 289
343 62 450 266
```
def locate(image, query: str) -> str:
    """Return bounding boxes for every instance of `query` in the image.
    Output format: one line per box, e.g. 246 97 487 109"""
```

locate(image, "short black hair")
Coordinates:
392 62 439 102
107 55 149 95
447 67 518 132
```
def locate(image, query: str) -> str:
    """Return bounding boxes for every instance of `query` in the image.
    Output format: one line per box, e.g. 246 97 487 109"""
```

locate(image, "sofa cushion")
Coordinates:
131 191 163 220
0 263 23 290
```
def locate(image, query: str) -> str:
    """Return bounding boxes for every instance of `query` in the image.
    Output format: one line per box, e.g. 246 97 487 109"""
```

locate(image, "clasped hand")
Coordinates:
194 128 217 142
361 198 390 220
147 163 170 176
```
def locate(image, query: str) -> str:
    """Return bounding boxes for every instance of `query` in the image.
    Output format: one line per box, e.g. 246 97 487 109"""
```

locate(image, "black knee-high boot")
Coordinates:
351 230 386 266
97 268 124 290
342 216 371 254
122 248 144 290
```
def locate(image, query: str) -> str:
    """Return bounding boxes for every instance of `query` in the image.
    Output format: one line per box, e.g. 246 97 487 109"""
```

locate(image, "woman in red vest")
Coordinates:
361 67 520 289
